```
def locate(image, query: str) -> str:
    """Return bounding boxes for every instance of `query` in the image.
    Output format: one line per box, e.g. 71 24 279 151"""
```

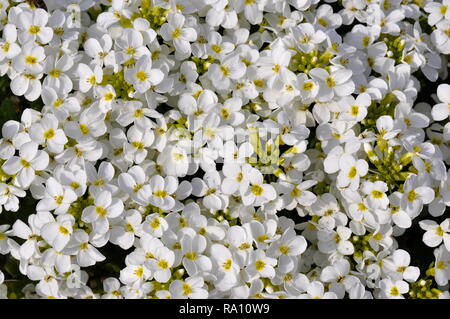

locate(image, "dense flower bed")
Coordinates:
0 0 449 299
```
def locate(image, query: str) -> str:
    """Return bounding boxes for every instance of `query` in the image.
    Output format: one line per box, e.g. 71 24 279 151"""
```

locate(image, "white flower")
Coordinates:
279 180 317 209
361 181 389 210
379 278 409 299
433 245 450 286
43 54 74 95
181 231 211 276
124 125 154 164
400 175 434 216
336 155 368 190
210 244 240 291
383 249 420 283
124 56 164 93
425 0 450 26
36 177 77 215
300 281 337 299
81 191 124 234
192 170 228 211
169 276 208 299
207 55 246 91
110 209 142 250
17 8 53 44
41 214 74 251
318 226 354 256
241 169 276 206
84 34 116 68
235 0 267 25
320 259 359 298
0 24 21 62
160 13 197 59
65 230 106 267
12 212 53 261
256 45 294 88
77 63 103 93
310 67 355 102
431 84 450 121
420 219 450 250
147 175 177 210
102 277 124 299
29 114 68 153
245 249 277 280
289 23 327 53
148 246 175 283
157 145 189 177
143 213 168 238
2 141 49 188
41 87 80 121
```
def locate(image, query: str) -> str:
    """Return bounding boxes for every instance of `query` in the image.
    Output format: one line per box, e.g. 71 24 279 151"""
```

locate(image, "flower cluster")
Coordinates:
0 0 449 299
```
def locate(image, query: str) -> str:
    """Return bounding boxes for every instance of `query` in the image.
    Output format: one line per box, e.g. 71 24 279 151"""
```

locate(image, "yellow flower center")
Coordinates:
255 260 266 271
373 233 383 241
125 223 134 232
407 190 417 202
362 36 371 47
103 92 114 101
132 141 145 150
154 190 167 198
223 258 232 270
325 77 336 88
172 152 185 161
95 206 107 217
136 70 148 82
49 69 61 78
185 252 197 260
126 46 136 55
220 65 230 76
29 25 41 35
53 98 64 108
238 243 251 250
436 226 445 237
390 286 400 296
172 28 181 39
279 245 290 255
272 64 280 73
318 18 328 27
182 283 192 295
290 187 301 197
1 42 10 52
134 109 145 118
150 218 161 229
88 75 97 85
348 166 357 179
54 195 64 205
251 184 264 196
158 259 169 269
58 226 70 235
25 56 37 65
43 129 56 139
256 234 269 242
134 267 144 278
211 44 222 54
21 159 31 168
371 190 384 199
303 82 314 91
79 124 90 135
